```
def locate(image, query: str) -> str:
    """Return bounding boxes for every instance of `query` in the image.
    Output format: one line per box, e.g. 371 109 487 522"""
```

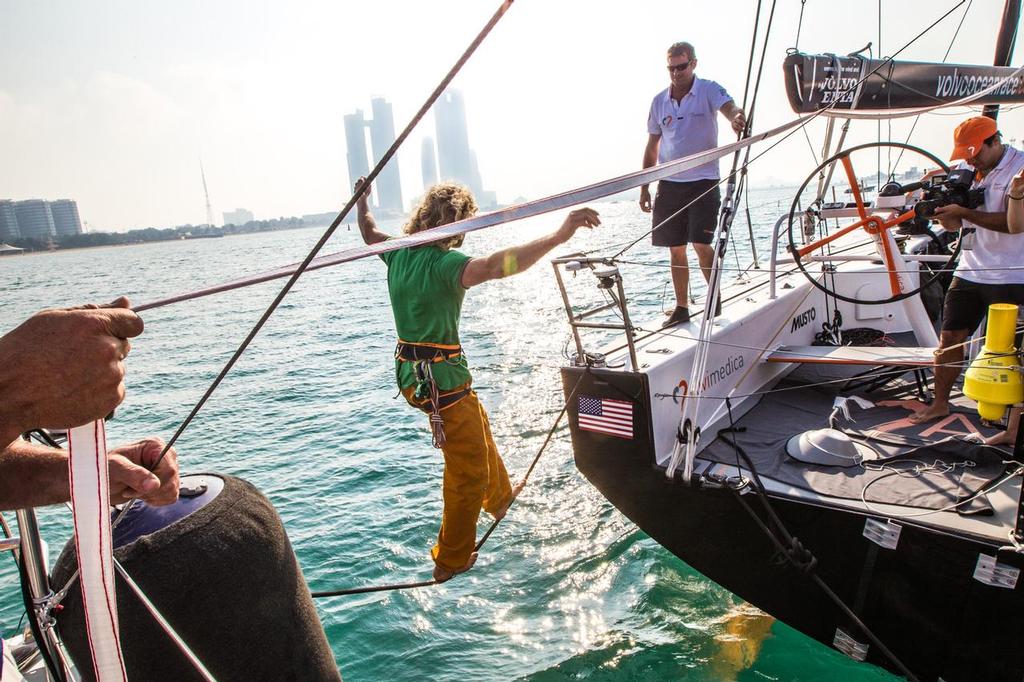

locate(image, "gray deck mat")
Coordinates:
702 384 1009 514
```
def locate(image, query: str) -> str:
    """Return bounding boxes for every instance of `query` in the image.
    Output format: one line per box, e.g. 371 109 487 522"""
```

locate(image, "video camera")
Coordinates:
912 169 986 219
879 168 986 219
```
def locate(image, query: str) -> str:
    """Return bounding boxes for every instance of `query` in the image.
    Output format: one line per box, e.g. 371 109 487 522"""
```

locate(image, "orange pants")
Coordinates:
402 384 513 572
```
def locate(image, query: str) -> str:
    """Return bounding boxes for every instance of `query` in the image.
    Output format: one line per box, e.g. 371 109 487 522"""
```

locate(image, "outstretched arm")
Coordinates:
354 177 389 245
461 208 601 288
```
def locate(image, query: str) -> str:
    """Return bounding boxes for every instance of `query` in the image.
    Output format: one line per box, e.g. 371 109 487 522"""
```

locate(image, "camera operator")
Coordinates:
910 116 1024 433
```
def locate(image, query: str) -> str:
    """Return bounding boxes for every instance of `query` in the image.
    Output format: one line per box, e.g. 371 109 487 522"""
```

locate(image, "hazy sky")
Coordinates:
1 1 1022 231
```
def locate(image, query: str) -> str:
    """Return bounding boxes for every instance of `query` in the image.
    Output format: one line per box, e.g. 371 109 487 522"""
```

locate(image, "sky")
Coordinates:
1 0 1022 232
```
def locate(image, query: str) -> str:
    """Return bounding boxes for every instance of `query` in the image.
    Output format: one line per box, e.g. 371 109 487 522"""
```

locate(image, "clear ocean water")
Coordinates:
0 189 895 681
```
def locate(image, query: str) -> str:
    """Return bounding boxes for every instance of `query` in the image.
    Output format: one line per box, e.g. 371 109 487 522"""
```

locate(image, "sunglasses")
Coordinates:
667 62 692 73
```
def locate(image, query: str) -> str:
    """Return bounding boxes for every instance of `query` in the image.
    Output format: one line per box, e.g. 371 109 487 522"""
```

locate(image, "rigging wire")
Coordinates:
149 0 516 469
792 0 808 52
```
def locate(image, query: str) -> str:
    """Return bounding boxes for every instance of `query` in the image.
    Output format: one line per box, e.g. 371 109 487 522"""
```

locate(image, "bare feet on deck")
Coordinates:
492 479 527 522
908 403 949 424
432 552 478 583
984 429 1018 447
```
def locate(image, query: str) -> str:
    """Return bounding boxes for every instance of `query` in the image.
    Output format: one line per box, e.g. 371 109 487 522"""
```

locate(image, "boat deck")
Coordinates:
695 376 1022 545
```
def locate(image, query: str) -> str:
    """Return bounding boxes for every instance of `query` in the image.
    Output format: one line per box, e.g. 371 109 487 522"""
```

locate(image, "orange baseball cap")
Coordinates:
950 116 998 161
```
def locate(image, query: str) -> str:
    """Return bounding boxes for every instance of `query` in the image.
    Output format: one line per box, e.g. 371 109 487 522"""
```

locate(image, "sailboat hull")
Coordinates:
562 366 1024 682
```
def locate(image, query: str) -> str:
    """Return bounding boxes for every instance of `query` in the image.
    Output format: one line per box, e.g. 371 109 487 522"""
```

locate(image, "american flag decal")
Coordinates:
578 396 634 439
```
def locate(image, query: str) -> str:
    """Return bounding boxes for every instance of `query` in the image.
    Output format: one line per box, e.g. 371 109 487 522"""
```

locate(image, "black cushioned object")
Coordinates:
51 474 341 682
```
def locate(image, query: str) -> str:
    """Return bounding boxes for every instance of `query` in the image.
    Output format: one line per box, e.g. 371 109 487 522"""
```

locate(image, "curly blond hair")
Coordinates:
403 182 477 249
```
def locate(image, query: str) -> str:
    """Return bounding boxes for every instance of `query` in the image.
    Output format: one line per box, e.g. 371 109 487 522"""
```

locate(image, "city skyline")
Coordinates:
2 2 1022 232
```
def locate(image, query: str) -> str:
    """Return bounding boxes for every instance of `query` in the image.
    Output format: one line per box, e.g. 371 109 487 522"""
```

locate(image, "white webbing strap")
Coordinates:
68 419 128 682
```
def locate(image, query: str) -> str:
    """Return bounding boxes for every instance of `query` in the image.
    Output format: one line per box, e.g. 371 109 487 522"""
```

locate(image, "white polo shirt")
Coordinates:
647 78 734 183
955 145 1024 284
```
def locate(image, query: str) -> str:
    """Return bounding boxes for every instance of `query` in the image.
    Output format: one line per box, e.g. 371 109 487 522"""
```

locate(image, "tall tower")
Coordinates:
434 90 475 192
433 88 493 206
368 97 403 213
50 199 83 236
421 137 439 189
344 109 371 201
0 200 20 241
200 161 216 227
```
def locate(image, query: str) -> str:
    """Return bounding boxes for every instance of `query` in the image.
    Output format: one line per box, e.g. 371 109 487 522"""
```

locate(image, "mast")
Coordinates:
984 0 1022 120
200 160 215 228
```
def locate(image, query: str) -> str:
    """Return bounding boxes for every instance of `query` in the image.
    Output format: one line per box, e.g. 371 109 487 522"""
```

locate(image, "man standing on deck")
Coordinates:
910 116 1024 429
640 41 746 327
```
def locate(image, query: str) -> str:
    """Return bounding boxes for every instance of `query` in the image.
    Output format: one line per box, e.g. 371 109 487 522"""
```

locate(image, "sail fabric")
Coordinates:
68 419 128 682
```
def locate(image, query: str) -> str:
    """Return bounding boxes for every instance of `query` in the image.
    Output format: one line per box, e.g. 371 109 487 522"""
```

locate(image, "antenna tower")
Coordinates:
200 160 215 227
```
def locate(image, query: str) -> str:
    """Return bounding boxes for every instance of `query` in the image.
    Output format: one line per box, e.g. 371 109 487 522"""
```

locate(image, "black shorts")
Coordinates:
651 179 721 247
941 277 1024 332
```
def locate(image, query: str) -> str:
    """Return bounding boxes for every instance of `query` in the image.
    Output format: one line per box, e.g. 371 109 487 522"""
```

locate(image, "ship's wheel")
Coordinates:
786 142 959 305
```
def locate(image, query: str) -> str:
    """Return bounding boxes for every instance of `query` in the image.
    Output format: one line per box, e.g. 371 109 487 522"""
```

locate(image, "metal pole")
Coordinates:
15 508 75 681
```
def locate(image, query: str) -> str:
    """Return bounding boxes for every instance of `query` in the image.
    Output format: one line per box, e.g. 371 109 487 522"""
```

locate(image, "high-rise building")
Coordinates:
421 137 439 189
13 200 55 240
223 208 254 226
344 109 371 199
368 98 403 213
50 199 83 236
0 200 19 241
433 89 494 207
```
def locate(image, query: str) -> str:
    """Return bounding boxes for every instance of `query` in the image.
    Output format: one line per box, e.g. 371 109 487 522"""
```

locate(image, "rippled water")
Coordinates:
0 191 895 680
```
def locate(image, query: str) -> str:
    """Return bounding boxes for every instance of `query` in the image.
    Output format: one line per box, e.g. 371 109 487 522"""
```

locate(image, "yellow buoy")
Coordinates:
964 303 1024 421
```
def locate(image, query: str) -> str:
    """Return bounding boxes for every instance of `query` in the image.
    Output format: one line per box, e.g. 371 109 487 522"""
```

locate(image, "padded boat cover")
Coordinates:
51 474 341 682
702 384 1007 513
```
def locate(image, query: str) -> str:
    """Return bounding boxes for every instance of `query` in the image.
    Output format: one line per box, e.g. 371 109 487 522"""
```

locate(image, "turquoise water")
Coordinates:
0 191 895 680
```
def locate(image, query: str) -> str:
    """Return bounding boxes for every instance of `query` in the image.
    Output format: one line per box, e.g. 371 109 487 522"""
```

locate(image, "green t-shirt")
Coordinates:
381 245 472 390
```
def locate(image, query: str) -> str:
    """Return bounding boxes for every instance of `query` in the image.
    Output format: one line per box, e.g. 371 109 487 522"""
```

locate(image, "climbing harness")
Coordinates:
396 340 471 448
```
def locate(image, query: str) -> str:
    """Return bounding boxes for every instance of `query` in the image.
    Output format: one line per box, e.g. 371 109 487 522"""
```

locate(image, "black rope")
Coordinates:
149 0 515 470
310 372 587 598
720 398 919 681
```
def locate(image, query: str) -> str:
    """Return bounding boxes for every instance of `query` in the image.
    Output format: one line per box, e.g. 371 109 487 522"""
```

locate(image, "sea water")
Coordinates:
0 190 894 680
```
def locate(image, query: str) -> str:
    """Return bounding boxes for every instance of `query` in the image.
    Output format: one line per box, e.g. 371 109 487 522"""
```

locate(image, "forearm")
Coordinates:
486 231 565 279
356 203 385 244
641 138 659 192
0 344 29 447
963 210 1010 233
1008 200 1024 234
0 440 70 510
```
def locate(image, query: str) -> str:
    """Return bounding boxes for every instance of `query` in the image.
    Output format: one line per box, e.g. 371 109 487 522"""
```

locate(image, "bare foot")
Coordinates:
492 479 527 521
908 403 949 424
432 551 478 582
984 430 1017 447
